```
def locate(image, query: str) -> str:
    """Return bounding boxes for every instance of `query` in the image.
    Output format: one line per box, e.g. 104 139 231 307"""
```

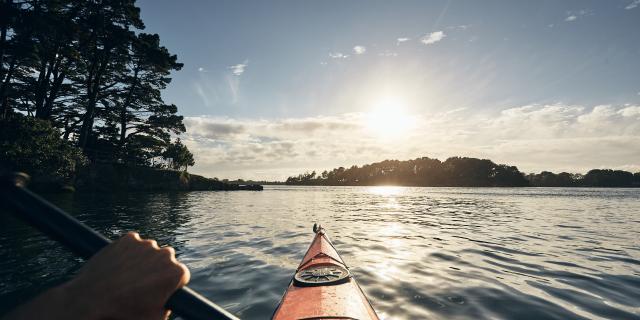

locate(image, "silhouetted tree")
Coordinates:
162 139 194 171
0 113 86 183
74 0 143 150
1 0 189 180
582 169 634 187
287 156 531 187
108 33 184 157
287 157 637 188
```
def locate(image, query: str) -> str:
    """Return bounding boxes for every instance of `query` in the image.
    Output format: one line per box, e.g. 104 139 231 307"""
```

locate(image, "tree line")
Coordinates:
0 0 194 182
286 157 640 187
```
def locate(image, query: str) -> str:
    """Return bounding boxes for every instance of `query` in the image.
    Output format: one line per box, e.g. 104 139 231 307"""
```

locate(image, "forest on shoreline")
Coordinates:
286 157 640 187
0 0 197 188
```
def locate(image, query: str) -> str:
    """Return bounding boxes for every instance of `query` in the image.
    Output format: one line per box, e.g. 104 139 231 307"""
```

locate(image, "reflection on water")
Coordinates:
1 186 639 319
368 186 405 196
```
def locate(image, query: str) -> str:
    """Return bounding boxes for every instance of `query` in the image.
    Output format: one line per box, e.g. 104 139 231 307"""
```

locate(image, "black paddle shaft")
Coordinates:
0 174 240 320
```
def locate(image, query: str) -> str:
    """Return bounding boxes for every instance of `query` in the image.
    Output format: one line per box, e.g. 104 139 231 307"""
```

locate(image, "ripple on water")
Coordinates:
1 187 640 319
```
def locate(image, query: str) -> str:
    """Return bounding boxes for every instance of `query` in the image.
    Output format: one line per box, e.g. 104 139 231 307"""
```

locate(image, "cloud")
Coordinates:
421 31 446 45
182 115 366 179
182 104 640 180
378 51 398 57
564 10 591 22
194 83 211 107
229 60 248 76
625 0 640 9
447 25 470 30
329 52 348 59
185 116 359 141
396 37 410 45
185 118 246 139
227 75 240 103
353 45 366 55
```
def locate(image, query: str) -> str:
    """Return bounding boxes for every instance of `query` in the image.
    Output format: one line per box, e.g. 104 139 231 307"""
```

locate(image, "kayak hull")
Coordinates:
272 226 379 320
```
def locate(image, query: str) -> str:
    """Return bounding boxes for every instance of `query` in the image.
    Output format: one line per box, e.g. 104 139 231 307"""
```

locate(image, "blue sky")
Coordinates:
138 0 640 180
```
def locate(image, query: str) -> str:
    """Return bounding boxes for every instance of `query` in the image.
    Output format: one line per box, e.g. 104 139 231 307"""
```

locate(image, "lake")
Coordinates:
1 186 639 319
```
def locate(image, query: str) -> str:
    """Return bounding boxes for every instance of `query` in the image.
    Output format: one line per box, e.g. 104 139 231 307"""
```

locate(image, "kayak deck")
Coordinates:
272 225 379 320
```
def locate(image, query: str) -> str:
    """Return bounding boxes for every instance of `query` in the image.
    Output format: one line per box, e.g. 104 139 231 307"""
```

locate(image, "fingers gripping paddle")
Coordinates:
0 173 240 320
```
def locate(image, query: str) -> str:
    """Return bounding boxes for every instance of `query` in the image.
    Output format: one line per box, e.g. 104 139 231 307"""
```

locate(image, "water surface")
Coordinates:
1 186 639 319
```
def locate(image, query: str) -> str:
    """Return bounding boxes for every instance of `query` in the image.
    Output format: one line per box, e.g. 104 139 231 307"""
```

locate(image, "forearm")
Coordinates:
3 281 95 320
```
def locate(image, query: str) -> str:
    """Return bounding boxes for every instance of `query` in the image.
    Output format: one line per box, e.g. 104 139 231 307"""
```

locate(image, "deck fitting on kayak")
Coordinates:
294 264 351 287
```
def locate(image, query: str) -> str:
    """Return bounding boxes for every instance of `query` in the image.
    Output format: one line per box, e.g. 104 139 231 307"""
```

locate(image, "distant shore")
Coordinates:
282 183 639 188
22 164 263 193
286 157 640 188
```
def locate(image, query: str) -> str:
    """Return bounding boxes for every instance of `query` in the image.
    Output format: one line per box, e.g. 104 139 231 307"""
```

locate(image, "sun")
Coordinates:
365 97 415 138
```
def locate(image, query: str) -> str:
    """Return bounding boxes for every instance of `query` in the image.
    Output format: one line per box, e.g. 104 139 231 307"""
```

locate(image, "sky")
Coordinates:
137 0 640 180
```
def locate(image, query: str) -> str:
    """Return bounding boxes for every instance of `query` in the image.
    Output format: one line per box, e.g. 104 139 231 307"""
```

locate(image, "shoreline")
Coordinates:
24 164 263 193
281 183 640 188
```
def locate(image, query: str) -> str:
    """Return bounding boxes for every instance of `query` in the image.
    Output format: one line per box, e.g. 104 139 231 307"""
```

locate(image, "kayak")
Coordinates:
272 224 380 320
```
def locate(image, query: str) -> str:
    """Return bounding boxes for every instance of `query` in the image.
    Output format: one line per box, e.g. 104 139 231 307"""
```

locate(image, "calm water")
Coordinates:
1 186 639 319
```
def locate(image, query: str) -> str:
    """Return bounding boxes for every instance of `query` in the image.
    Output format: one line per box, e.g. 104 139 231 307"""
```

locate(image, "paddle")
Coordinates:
0 173 240 320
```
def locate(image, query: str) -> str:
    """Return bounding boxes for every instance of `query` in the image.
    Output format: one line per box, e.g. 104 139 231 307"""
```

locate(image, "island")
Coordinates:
285 157 640 188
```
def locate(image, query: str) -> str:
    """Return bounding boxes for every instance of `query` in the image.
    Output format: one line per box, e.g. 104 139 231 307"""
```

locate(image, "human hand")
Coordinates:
59 232 190 319
0 232 187 320
3 232 190 320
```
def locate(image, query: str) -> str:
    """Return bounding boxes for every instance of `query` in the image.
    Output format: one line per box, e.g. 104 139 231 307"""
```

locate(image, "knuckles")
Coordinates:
160 246 175 257
123 231 141 241
118 232 189 285
173 263 191 285
143 239 159 249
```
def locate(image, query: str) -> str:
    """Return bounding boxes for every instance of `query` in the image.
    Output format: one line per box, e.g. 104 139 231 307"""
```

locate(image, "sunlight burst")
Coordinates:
365 97 415 138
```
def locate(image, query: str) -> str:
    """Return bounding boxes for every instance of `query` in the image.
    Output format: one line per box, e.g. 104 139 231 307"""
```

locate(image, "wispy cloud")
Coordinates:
625 0 640 9
353 45 367 55
194 83 211 107
229 60 248 76
183 104 640 180
328 52 349 59
378 51 398 57
421 31 446 45
396 37 410 45
226 75 240 103
447 24 470 30
193 70 223 108
564 9 591 22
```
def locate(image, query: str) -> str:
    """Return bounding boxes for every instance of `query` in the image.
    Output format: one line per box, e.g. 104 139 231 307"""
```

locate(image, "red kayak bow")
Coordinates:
272 224 380 320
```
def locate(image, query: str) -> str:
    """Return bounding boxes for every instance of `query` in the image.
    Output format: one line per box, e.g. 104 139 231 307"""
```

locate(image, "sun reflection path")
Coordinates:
367 186 405 196
361 186 422 284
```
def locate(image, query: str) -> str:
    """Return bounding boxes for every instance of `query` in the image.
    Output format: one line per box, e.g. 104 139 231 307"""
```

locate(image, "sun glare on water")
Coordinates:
368 186 405 196
365 97 415 138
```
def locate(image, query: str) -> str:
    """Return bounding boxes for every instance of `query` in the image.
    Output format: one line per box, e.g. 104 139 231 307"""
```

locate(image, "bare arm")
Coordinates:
3 232 190 320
